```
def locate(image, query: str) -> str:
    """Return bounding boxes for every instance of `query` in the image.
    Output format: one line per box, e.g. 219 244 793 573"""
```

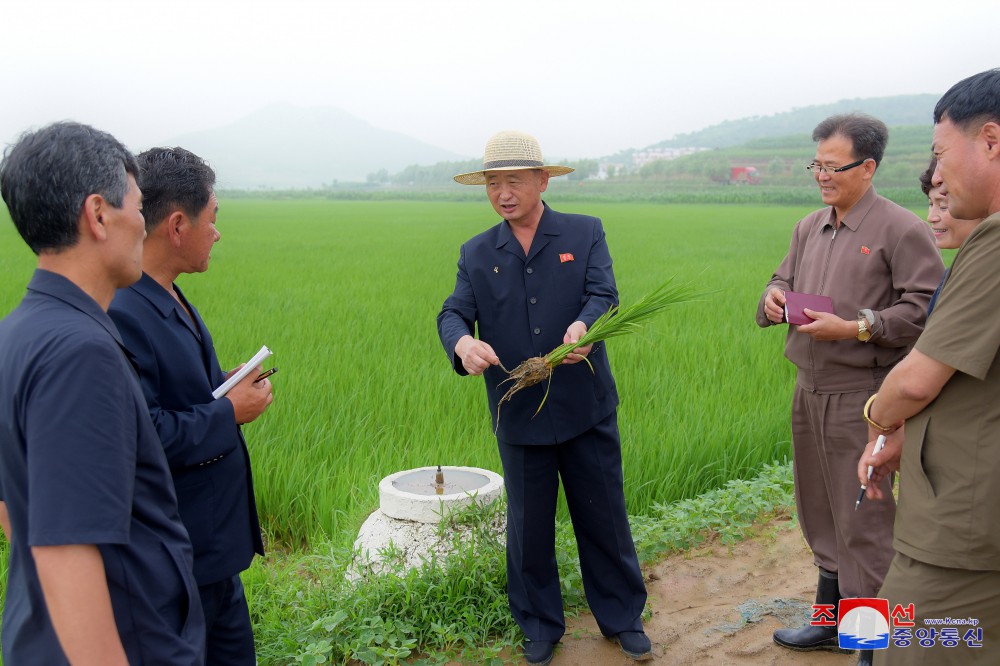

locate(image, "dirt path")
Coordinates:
551 514 859 665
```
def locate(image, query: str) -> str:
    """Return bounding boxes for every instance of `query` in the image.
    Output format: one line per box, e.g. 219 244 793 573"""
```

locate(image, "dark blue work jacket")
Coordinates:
438 204 619 445
110 273 264 586
0 270 204 665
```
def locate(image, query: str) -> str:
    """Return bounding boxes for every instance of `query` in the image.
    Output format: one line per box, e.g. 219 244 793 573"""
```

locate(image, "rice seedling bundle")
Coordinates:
497 279 701 420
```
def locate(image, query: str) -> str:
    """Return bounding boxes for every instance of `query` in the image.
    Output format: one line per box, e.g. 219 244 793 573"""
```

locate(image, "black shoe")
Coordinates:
774 567 852 653
773 624 847 651
857 648 873 666
613 631 653 661
523 640 555 666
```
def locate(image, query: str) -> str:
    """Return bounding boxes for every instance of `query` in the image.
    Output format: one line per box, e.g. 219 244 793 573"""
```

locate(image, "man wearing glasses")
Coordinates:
756 114 943 666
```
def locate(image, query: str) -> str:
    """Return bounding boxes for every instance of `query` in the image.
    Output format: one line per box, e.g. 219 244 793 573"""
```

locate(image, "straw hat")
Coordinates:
453 130 574 185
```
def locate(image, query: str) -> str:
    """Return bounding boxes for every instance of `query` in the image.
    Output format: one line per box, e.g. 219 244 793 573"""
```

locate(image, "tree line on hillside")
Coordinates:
643 94 939 151
367 158 602 187
365 123 935 194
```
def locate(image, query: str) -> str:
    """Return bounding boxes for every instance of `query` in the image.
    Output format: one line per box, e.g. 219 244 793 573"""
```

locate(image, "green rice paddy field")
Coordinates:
0 199 820 548
7 198 953 661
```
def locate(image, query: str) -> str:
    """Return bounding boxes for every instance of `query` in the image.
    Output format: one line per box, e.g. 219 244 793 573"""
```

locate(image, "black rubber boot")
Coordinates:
857 648 873 665
773 568 852 653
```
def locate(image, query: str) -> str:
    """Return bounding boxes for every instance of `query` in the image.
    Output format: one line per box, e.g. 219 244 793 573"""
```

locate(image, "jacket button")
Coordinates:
526 267 534 274
529 297 537 304
533 328 541 335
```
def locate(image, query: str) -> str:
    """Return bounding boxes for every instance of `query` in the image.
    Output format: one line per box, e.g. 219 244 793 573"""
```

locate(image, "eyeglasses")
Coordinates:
806 158 870 175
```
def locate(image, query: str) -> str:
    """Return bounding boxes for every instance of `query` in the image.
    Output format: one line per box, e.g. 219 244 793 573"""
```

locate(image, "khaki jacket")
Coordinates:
756 186 944 392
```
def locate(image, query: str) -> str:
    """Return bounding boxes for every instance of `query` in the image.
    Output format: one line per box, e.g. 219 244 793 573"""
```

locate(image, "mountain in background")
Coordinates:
163 104 467 189
163 95 941 189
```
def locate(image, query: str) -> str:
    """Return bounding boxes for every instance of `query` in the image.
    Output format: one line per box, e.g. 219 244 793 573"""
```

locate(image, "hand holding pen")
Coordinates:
255 367 277 383
228 365 274 425
855 434 886 510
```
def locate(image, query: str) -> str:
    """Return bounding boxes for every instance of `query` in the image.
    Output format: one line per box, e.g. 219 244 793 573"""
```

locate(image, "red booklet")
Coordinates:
784 291 834 325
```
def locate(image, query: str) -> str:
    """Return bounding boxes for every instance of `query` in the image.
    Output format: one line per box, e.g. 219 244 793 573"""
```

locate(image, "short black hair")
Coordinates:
812 113 889 167
919 156 937 198
0 122 138 254
933 69 1000 133
136 147 216 233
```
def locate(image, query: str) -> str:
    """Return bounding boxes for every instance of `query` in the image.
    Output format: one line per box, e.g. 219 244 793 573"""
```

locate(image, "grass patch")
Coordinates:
244 461 795 665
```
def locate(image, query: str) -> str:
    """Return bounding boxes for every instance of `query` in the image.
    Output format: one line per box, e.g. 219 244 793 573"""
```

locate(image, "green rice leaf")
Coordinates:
545 278 702 366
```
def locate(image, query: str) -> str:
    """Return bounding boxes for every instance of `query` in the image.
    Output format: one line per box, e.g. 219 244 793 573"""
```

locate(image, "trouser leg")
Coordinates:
792 387 895 598
876 554 1000 666
498 439 564 642
558 412 646 637
199 574 257 666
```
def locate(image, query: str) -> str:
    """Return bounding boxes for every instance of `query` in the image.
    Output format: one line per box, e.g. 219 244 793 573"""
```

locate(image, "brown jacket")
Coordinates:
756 186 944 392
896 214 1000 570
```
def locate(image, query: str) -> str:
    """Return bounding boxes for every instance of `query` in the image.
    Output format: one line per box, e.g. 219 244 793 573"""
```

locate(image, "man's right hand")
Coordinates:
857 426 904 501
763 287 787 324
455 335 499 376
226 365 274 424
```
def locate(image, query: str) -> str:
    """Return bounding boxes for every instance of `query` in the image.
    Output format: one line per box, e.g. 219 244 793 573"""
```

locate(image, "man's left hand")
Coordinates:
561 321 593 365
797 310 856 341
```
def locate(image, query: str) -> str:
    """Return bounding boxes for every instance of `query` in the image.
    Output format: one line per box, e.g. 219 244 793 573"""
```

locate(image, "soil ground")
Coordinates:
535 513 860 665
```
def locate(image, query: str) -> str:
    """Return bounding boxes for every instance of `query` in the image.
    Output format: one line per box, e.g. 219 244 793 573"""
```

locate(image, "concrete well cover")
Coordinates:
379 466 504 523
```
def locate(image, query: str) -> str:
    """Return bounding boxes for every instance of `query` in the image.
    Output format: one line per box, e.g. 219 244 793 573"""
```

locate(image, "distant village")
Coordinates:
595 146 708 180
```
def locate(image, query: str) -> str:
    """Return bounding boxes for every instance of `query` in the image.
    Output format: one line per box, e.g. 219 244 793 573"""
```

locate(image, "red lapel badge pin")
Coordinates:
861 246 871 255
559 253 575 263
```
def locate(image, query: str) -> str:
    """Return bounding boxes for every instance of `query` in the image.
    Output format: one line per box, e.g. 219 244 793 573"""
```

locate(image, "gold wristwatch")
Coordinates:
857 318 871 342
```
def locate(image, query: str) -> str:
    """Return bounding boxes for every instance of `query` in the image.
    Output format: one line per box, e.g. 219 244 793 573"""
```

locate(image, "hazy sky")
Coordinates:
1 0 996 160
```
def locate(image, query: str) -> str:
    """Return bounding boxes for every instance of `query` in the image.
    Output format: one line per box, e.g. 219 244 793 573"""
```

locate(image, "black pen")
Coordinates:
855 434 887 510
255 367 277 382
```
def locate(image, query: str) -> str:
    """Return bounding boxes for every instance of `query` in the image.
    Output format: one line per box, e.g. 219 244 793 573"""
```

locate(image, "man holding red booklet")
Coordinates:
755 114 943 666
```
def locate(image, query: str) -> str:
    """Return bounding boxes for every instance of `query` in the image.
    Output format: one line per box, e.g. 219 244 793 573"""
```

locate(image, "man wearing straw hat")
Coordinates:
438 131 651 665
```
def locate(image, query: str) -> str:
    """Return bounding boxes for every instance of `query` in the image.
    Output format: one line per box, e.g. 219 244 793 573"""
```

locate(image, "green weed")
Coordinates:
241 461 795 664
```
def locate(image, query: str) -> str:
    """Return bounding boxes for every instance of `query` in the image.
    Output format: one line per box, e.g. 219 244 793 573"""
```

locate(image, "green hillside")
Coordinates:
300 95 942 206
634 123 933 189
647 94 938 150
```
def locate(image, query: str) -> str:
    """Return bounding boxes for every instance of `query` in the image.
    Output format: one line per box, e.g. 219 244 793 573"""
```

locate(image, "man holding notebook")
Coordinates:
755 114 943 666
109 147 272 664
